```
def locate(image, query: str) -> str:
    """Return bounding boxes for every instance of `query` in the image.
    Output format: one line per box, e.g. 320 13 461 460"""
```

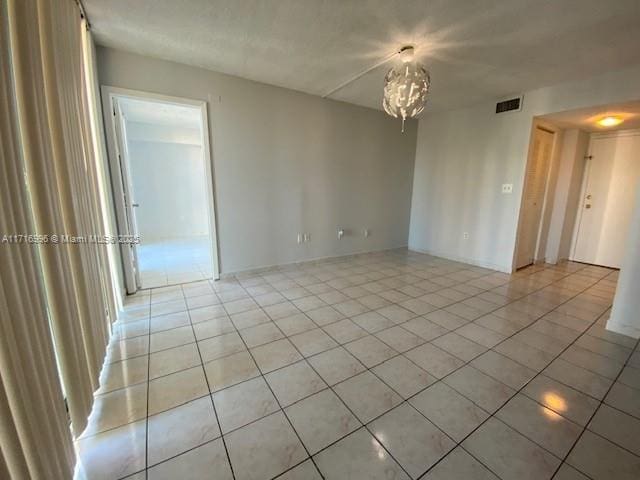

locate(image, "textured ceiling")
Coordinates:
85 0 640 113
542 100 640 132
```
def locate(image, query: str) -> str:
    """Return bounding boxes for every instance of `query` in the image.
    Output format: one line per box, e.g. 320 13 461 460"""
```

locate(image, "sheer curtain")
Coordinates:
2 2 120 472
81 15 123 326
0 1 75 477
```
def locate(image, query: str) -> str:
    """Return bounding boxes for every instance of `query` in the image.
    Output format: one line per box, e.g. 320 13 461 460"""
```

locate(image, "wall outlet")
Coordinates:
502 183 513 194
337 228 344 239
303 233 311 242
297 233 303 244
363 229 370 238
463 232 469 240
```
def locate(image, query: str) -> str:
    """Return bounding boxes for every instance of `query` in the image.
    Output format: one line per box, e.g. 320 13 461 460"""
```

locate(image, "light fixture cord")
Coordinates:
322 50 401 98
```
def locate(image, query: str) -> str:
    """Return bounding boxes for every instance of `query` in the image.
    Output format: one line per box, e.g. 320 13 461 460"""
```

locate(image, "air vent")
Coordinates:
496 96 523 114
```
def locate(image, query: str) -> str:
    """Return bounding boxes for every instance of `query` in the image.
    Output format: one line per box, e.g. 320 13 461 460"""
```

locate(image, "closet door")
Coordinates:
516 127 555 269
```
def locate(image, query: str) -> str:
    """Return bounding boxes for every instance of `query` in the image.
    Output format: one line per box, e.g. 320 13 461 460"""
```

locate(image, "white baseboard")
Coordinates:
407 246 512 273
605 320 640 340
220 245 410 278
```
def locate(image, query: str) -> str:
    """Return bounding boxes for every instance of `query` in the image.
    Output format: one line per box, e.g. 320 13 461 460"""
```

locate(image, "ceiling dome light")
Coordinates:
383 46 430 132
597 116 623 127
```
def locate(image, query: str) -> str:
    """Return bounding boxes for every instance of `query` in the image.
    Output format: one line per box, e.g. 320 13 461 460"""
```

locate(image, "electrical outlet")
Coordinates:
502 183 513 194
303 233 310 242
337 228 344 240
463 232 469 240
297 233 303 244
364 229 370 238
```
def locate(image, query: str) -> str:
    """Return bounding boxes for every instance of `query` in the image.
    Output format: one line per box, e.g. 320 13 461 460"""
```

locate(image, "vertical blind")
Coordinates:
1 0 121 477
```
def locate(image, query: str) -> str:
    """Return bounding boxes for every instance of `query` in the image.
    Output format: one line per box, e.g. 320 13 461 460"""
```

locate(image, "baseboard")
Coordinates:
219 245 410 279
605 320 640 340
407 246 512 274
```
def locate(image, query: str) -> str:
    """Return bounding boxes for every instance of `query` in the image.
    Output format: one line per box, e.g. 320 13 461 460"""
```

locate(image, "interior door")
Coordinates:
516 126 555 269
112 99 142 293
572 132 640 268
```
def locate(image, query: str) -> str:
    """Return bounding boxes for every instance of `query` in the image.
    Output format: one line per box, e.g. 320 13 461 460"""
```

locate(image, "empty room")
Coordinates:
2 1 640 480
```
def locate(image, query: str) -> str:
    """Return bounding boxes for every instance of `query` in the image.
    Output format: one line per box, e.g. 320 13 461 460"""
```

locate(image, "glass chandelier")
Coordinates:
383 46 430 132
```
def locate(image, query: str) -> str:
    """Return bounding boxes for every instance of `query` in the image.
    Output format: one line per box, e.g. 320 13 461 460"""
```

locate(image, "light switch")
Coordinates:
502 184 513 194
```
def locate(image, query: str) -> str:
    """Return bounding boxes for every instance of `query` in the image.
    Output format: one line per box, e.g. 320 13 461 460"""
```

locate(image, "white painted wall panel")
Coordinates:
97 47 417 274
127 139 209 242
409 65 640 272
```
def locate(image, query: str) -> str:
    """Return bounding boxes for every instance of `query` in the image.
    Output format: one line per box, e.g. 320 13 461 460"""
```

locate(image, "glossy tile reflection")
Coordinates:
138 236 212 288
76 250 640 479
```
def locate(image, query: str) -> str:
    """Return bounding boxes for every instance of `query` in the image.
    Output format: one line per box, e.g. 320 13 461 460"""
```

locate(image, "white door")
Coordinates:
516 127 555 269
112 99 142 293
572 132 640 268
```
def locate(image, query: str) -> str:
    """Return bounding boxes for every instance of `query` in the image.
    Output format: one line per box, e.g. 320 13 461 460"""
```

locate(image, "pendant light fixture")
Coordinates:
383 46 430 132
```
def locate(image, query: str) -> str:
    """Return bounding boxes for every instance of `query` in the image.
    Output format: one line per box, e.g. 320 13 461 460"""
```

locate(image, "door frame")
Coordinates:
111 99 141 293
569 128 640 264
512 121 560 271
101 86 220 293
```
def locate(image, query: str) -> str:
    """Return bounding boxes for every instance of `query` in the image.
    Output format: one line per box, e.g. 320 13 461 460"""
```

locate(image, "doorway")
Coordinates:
103 87 219 293
571 130 640 268
515 124 557 269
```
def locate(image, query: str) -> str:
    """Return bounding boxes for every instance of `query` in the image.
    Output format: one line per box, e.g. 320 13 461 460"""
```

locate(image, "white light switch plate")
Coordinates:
502 184 513 194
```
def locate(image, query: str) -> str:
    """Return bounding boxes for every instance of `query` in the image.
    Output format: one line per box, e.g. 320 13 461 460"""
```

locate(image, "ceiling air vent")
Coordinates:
496 96 523 114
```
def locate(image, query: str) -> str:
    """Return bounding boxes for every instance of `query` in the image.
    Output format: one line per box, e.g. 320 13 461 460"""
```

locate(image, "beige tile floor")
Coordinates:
138 236 212 288
75 249 640 480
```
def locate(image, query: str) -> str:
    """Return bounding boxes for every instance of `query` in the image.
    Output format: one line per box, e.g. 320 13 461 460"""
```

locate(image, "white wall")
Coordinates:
409 65 640 272
608 184 640 339
125 121 209 242
98 47 417 273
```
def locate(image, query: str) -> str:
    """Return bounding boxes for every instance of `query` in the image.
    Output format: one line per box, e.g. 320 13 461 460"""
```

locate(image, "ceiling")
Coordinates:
542 100 640 132
85 0 640 113
119 97 201 128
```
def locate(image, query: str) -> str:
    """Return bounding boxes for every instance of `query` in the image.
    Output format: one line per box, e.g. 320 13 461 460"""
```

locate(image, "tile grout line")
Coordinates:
197 256 458 478
549 332 640 479
143 292 151 480
216 285 329 480
179 282 237 480
212 257 585 479
115 264 604 396
390 262 607 479
415 268 623 479
112 263 584 423
254 303 415 480
107 255 628 479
